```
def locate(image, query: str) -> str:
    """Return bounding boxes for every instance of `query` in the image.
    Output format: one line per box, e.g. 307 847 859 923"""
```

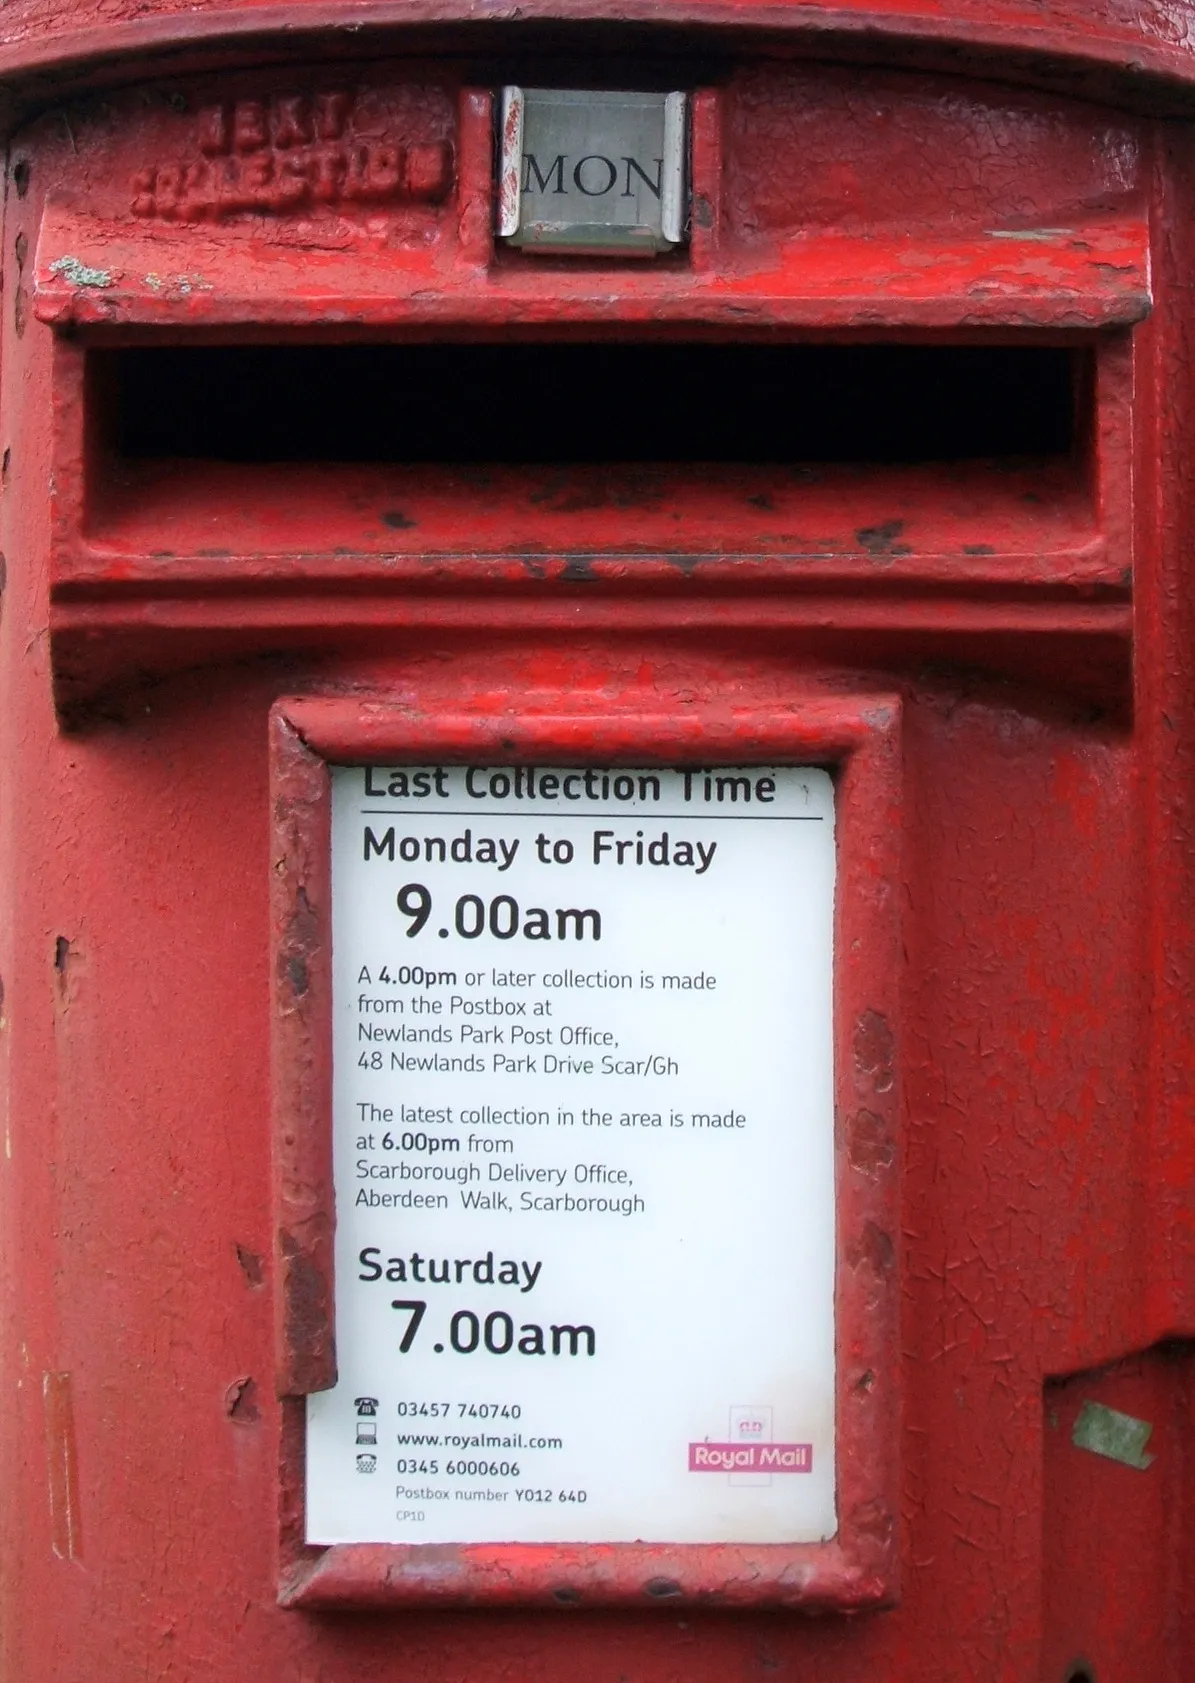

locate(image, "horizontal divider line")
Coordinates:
359 809 825 821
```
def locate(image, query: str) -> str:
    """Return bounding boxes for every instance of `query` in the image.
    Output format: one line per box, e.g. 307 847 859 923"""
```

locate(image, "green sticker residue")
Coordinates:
1072 1401 1155 1470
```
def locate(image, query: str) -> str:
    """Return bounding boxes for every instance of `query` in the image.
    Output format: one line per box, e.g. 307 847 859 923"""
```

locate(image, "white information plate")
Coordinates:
306 765 837 1546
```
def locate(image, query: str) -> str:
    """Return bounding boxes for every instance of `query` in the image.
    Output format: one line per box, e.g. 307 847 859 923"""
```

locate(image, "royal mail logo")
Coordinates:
689 1442 813 1473
131 90 453 222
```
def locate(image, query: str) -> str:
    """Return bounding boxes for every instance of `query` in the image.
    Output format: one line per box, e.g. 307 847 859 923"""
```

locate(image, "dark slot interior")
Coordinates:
109 343 1076 465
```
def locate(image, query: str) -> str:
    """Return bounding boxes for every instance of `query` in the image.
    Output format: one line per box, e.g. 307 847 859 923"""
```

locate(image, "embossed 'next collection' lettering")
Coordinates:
131 91 453 220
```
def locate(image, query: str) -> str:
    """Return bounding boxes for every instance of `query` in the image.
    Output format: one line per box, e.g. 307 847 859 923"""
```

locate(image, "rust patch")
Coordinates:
848 1107 895 1175
280 885 318 1001
853 1008 895 1095
13 231 28 338
847 1221 895 1277
281 1229 333 1384
559 558 598 583
381 510 417 530
644 1577 682 1598
44 1373 81 1560
236 1244 264 1287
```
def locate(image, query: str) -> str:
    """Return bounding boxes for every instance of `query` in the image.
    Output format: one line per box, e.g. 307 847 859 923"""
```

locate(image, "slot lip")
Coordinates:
33 201 1152 331
60 545 1124 600
68 456 1115 597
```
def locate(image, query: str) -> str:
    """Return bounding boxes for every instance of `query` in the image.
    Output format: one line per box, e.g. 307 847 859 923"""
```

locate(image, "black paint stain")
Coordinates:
855 519 910 558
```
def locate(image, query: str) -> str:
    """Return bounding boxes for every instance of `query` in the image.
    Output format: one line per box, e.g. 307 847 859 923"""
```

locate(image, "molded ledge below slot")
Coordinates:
47 601 1134 720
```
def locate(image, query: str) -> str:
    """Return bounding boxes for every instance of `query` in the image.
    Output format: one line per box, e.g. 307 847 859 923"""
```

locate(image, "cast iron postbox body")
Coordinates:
0 3 1193 1680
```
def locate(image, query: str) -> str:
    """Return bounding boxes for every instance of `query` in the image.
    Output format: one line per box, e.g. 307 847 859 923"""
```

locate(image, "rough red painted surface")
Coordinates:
9 0 1195 120
0 22 1192 1683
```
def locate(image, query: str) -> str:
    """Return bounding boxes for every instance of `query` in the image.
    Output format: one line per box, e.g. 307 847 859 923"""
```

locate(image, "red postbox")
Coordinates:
1 4 1194 1680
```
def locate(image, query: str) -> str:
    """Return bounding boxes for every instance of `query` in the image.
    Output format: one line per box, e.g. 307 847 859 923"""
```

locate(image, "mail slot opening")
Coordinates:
103 342 1077 464
82 340 1095 563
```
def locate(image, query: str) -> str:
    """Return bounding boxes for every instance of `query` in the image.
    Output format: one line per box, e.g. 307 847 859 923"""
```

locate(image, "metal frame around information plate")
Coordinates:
269 679 902 1611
